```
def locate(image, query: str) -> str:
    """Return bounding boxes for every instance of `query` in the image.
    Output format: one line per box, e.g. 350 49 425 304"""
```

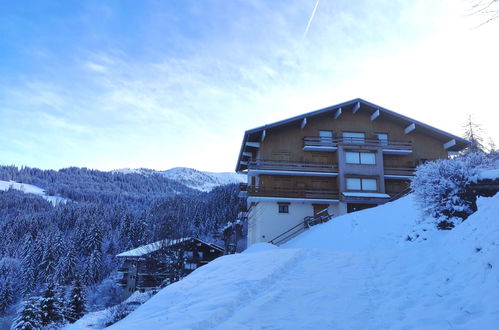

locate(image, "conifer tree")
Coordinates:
463 114 486 153
11 296 42 330
65 279 86 323
55 286 67 323
0 281 13 314
40 284 62 326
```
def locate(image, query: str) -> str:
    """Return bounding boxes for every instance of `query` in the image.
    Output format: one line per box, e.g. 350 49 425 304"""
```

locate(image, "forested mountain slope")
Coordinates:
0 165 242 321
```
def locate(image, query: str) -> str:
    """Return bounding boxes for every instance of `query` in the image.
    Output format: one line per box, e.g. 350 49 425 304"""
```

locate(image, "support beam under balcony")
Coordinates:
443 139 456 150
370 109 380 121
261 129 266 142
333 108 342 119
246 141 260 148
301 118 307 129
352 102 360 114
404 123 416 134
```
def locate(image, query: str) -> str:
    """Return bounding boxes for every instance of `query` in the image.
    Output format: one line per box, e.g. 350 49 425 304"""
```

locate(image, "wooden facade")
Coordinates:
236 99 469 245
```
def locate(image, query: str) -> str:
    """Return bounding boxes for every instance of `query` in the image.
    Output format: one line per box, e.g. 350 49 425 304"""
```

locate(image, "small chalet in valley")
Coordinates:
236 98 469 246
117 237 224 300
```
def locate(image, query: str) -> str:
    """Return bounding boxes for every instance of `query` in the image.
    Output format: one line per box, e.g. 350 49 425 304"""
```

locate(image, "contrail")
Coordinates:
303 0 320 39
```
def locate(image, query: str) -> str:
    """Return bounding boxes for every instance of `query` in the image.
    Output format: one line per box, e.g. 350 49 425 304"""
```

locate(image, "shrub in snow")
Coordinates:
104 302 135 327
85 277 122 312
411 152 491 228
103 291 153 327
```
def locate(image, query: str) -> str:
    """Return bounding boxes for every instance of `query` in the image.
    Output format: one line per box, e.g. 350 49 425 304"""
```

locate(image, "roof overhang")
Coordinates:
235 98 470 172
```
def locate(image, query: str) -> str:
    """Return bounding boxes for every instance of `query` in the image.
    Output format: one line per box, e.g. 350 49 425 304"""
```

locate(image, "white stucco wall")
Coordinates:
247 200 347 246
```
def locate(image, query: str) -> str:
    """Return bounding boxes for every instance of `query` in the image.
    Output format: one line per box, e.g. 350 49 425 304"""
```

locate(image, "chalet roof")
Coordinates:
116 237 224 258
236 98 470 172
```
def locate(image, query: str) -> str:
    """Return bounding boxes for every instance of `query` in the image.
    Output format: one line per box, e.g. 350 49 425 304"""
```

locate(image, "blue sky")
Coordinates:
1 0 498 172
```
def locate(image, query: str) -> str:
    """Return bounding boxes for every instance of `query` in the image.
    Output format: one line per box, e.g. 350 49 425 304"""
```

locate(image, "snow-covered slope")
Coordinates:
113 167 245 192
110 194 499 330
160 167 245 192
0 180 67 205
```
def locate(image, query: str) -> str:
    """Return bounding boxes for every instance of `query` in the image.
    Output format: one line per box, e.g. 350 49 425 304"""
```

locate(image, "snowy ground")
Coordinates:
103 194 499 329
0 180 67 205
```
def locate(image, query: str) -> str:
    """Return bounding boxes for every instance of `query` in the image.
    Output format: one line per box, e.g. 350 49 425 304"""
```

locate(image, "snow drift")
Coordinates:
109 194 499 329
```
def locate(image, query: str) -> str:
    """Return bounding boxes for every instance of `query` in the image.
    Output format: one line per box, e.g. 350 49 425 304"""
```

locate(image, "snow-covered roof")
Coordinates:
116 238 191 258
116 237 224 258
342 192 390 198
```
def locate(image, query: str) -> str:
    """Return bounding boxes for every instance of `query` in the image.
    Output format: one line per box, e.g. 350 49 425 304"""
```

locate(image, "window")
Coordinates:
362 179 377 191
319 130 333 143
346 178 361 190
376 133 388 145
345 152 376 164
346 178 377 191
278 203 289 213
343 132 365 144
184 263 197 270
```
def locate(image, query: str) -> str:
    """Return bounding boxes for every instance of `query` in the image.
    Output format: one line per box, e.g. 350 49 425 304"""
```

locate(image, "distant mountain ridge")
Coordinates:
113 167 246 192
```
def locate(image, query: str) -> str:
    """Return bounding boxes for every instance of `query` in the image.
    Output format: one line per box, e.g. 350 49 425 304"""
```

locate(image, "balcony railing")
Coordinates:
303 137 412 151
384 166 416 177
248 160 338 173
247 186 339 200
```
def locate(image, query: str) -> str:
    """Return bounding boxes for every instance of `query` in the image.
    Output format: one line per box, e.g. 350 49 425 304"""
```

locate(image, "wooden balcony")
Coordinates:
247 186 340 200
248 160 338 176
384 166 416 179
303 137 412 154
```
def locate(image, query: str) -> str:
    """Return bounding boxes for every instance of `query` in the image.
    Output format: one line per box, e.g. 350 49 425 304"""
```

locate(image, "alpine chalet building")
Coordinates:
236 98 469 245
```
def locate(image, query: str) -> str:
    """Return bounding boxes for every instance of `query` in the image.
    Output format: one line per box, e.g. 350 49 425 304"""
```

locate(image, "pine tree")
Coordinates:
54 286 67 323
65 279 86 323
54 245 77 285
11 296 42 330
84 249 102 285
20 236 38 294
0 280 13 314
40 284 63 326
463 114 486 153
